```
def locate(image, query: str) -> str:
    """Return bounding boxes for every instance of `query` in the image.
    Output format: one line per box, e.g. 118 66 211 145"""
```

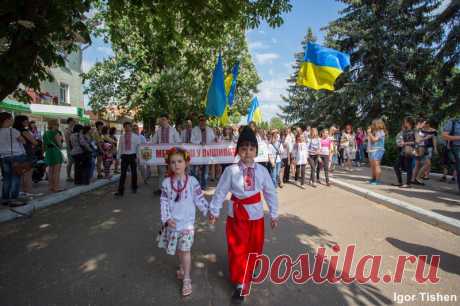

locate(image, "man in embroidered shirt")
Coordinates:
180 119 193 144
115 122 141 196
208 126 278 303
191 115 215 190
152 114 181 195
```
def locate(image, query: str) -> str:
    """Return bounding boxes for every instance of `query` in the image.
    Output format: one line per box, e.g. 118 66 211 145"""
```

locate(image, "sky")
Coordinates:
82 0 451 121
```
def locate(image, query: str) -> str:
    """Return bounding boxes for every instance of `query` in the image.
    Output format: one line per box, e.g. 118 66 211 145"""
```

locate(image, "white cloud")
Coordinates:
271 38 278 44
96 46 114 56
248 40 269 50
82 59 95 73
254 52 280 65
268 69 274 76
256 78 288 120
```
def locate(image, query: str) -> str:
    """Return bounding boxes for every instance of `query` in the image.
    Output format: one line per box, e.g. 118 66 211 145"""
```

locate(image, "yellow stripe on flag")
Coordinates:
297 62 343 91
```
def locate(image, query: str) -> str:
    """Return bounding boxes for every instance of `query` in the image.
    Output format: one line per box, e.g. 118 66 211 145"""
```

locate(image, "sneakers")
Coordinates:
370 180 381 186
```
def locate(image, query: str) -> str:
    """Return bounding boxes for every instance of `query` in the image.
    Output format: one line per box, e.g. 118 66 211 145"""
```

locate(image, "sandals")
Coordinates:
176 269 184 280
182 278 192 296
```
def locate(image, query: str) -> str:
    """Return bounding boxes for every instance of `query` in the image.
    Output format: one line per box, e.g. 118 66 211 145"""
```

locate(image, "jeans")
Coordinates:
270 161 281 188
1 155 27 200
308 155 319 183
192 165 209 189
394 154 414 185
282 158 290 182
118 154 138 194
356 144 365 162
451 146 460 192
295 164 306 185
318 155 330 183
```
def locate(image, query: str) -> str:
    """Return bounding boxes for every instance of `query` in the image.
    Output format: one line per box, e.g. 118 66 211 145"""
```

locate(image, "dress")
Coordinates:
43 130 63 166
158 175 208 255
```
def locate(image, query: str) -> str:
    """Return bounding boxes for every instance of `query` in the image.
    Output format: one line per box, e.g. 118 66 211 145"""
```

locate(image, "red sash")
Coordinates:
230 192 261 220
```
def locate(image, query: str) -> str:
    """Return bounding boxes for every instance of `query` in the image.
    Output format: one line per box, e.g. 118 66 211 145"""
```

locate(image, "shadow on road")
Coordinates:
0 183 392 306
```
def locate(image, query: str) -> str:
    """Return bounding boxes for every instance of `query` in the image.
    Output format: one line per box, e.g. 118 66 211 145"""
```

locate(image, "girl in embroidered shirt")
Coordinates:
158 147 208 297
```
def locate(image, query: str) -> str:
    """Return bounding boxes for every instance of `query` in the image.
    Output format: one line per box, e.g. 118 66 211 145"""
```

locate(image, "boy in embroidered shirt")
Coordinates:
209 126 279 303
158 147 208 297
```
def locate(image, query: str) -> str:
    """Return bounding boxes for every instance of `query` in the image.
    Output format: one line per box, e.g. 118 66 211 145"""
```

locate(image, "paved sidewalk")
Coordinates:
330 166 460 221
0 163 121 223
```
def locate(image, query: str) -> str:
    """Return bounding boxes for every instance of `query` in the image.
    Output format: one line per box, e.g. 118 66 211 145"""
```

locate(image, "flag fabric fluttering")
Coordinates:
247 96 262 124
220 62 240 126
225 62 240 107
297 42 350 91
205 53 227 117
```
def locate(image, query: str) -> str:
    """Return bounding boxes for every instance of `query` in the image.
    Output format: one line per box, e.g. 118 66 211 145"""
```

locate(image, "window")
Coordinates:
59 83 69 104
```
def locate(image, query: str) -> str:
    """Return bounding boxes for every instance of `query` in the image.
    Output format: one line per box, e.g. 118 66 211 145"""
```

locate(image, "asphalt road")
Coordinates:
0 178 459 306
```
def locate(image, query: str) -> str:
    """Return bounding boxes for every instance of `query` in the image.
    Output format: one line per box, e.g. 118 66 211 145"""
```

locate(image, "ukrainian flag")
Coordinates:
220 62 240 126
205 53 227 117
247 96 262 124
297 42 350 91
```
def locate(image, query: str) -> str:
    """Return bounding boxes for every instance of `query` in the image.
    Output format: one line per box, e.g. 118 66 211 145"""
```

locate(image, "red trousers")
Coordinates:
226 216 265 286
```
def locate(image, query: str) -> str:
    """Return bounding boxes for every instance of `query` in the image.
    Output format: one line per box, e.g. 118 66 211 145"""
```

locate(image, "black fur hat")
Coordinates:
236 126 258 154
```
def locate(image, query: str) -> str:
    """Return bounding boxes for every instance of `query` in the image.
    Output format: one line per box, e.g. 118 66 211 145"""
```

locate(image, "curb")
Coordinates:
0 175 120 224
330 178 460 236
380 165 453 180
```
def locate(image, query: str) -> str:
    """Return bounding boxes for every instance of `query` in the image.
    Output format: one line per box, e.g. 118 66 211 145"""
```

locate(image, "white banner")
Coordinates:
138 143 269 165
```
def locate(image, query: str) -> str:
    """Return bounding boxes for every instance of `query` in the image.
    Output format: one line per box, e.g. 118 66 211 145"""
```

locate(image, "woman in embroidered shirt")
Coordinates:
158 147 208 297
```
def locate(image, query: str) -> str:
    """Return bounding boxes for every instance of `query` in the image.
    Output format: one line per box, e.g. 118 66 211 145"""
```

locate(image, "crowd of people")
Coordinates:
0 110 459 207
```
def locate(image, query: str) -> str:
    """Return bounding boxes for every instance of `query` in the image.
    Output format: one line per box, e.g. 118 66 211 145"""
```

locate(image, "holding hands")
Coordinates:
166 219 176 228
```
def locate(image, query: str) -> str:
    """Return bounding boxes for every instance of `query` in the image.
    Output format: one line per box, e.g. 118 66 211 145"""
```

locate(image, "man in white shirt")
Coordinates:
151 114 181 195
115 122 141 196
181 119 193 144
191 115 215 189
134 124 150 184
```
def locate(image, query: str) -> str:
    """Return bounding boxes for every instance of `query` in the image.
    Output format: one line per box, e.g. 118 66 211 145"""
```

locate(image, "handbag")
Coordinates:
10 129 33 176
403 145 415 157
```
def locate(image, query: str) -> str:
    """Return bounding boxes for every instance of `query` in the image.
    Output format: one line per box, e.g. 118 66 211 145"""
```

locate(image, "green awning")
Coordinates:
80 114 91 124
0 99 31 113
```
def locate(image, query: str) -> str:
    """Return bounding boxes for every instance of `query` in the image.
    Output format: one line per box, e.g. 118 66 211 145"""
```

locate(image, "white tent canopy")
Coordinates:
29 104 81 119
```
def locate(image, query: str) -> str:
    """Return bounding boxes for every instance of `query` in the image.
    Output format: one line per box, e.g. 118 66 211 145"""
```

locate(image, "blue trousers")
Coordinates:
270 161 281 188
192 165 209 189
1 155 28 200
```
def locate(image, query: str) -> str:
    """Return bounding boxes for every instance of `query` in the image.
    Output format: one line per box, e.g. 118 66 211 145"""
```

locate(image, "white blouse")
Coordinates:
209 162 278 220
160 175 209 231
292 142 309 165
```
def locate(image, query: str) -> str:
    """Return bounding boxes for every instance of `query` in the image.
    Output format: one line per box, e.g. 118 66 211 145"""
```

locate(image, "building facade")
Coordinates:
39 48 84 108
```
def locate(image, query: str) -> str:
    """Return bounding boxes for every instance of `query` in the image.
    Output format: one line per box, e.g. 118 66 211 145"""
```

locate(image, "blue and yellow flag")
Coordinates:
220 62 240 126
247 96 262 124
225 62 240 106
205 53 227 117
297 42 350 91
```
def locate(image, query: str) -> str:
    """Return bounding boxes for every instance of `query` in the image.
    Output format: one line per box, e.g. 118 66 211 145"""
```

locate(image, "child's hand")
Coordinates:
167 219 176 228
208 214 217 225
270 218 279 230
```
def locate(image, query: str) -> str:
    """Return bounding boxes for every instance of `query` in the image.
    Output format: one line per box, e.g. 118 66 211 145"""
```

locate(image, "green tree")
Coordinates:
323 0 446 133
270 116 285 130
0 0 92 101
83 0 292 123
